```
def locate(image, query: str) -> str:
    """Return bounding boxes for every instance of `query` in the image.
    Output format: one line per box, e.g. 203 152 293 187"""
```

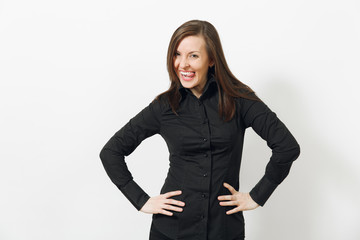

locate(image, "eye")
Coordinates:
174 52 180 57
190 54 199 58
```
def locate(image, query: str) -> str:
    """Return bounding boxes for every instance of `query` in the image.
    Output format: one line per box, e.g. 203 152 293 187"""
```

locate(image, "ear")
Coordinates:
209 60 215 67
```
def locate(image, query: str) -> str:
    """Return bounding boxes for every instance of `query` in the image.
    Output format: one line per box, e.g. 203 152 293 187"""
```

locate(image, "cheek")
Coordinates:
196 63 208 75
173 59 179 69
194 60 207 71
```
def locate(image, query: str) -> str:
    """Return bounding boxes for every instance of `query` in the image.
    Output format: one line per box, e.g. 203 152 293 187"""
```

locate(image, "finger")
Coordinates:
223 182 236 194
226 206 241 215
163 204 183 212
219 200 238 206
217 195 233 201
167 199 185 207
160 209 173 216
164 190 182 198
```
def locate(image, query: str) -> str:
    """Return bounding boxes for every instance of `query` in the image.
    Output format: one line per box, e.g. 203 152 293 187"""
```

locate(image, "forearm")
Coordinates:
100 142 150 210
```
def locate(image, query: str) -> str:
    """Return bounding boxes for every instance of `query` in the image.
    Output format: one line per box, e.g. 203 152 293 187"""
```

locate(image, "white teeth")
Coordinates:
180 71 195 76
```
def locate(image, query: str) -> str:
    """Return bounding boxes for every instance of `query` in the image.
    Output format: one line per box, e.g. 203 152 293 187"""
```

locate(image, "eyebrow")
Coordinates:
176 50 201 54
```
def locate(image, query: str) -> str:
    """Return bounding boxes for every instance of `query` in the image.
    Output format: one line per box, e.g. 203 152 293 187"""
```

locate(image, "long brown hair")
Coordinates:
156 20 260 121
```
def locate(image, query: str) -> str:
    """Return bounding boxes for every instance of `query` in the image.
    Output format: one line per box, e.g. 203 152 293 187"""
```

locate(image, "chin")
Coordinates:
180 80 198 89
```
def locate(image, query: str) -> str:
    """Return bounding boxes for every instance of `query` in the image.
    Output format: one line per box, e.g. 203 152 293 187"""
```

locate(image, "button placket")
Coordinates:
196 97 211 234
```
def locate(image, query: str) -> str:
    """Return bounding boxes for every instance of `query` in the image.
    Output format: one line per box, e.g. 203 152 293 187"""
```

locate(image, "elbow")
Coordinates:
286 137 301 162
292 143 301 161
273 143 301 164
99 147 108 164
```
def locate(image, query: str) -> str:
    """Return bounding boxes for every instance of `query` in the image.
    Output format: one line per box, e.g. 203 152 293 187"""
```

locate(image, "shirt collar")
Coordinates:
178 73 217 102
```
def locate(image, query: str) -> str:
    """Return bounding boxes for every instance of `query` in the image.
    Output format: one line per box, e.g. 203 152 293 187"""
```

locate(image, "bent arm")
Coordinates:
240 98 301 206
99 100 162 210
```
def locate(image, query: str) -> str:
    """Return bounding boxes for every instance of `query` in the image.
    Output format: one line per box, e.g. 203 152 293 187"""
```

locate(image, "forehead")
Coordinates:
177 35 206 52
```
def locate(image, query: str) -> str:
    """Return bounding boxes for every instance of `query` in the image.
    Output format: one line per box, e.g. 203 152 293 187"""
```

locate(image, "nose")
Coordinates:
179 56 189 69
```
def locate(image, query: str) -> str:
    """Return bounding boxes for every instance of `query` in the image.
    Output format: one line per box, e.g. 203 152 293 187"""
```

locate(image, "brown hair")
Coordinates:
156 20 260 121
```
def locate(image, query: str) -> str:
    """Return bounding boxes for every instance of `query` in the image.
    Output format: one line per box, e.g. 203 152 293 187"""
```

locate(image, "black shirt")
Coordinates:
100 75 300 240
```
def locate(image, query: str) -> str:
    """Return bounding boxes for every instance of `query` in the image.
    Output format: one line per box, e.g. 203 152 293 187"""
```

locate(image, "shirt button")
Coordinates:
201 215 205 219
201 193 206 198
203 153 208 157
203 173 208 177
203 138 207 142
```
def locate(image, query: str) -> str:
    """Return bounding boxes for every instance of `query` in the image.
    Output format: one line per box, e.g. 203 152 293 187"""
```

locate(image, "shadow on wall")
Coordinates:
242 78 360 240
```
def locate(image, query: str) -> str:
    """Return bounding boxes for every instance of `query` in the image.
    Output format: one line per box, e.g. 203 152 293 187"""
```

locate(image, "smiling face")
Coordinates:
174 35 213 98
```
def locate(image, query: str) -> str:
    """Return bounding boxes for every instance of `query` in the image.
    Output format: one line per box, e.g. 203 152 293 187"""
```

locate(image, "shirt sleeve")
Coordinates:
240 98 300 206
99 99 163 210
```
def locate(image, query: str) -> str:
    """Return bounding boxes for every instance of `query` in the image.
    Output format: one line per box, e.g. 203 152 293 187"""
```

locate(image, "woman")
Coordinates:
100 20 300 240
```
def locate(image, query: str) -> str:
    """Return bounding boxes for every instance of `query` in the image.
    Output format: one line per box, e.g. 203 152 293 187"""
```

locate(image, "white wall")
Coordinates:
1 0 359 239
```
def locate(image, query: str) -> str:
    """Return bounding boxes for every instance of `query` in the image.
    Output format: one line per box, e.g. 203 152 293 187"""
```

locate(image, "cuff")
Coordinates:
249 175 278 206
118 179 150 211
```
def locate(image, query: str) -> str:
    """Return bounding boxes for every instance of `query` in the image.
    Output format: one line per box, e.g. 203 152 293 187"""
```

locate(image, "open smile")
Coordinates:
180 71 196 81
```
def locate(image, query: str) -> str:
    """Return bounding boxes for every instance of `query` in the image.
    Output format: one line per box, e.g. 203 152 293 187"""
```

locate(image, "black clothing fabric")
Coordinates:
150 222 174 240
100 75 300 240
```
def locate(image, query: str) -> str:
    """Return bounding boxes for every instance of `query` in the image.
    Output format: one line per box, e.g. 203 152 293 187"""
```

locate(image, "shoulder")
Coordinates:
235 90 264 109
150 93 171 114
235 95 271 120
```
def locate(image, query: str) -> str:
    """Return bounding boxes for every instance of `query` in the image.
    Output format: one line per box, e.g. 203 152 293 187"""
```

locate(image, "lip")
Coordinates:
178 70 196 82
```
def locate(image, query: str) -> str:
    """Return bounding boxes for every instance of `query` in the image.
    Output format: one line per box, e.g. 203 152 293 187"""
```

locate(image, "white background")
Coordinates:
1 0 359 239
